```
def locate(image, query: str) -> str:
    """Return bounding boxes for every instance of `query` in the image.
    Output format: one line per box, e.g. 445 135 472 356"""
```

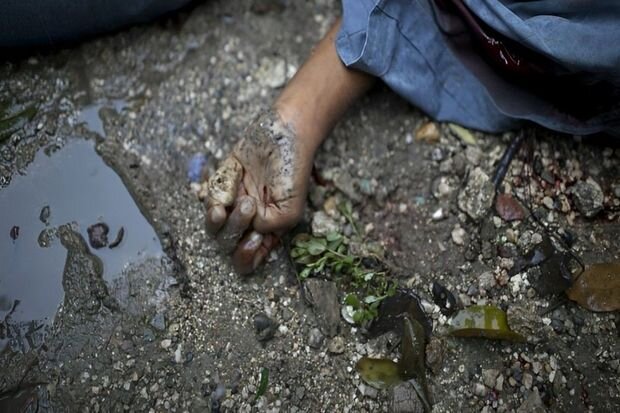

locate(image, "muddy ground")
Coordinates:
1 0 619 412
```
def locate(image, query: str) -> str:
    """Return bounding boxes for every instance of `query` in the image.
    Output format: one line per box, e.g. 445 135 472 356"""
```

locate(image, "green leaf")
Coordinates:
447 305 525 342
290 247 305 258
399 317 432 412
342 254 354 265
299 267 312 279
339 200 353 216
352 310 365 324
326 232 342 242
356 357 402 389
294 255 315 265
448 123 477 145
364 295 380 304
291 233 311 247
328 239 343 251
344 293 360 308
254 367 269 401
307 238 327 255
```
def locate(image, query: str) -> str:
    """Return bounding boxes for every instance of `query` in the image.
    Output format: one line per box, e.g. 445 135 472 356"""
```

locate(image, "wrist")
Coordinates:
273 100 326 156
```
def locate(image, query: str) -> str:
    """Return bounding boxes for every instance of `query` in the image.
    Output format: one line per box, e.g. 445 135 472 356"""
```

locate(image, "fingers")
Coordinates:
205 204 227 235
215 195 256 254
232 232 279 275
253 196 305 234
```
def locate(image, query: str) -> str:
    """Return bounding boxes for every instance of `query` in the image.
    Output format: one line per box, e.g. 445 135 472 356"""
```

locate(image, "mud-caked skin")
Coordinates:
205 109 312 274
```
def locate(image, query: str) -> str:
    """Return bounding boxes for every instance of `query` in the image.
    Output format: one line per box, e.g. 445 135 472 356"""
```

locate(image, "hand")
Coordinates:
205 110 314 274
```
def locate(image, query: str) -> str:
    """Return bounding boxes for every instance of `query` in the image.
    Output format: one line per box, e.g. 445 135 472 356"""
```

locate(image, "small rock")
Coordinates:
571 178 604 217
253 313 278 342
160 339 172 349
150 313 166 331
187 153 207 183
174 344 183 363
465 146 482 165
327 336 345 354
495 193 526 222
473 382 487 397
358 383 378 399
143 328 155 343
431 208 445 221
458 167 494 221
9 225 19 241
37 228 57 248
311 211 339 237
256 57 287 89
516 388 546 413
523 372 533 389
431 147 445 162
482 369 500 389
39 205 51 224
439 157 453 173
478 271 496 290
451 225 466 245
303 279 340 337
542 196 554 210
425 337 444 375
390 380 425 413
332 169 362 202
323 196 340 217
495 374 504 391
433 176 455 199
307 328 324 349
415 122 440 144
87 222 109 249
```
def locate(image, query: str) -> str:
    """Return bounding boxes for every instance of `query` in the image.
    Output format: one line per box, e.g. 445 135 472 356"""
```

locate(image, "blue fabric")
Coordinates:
0 0 192 48
337 0 620 135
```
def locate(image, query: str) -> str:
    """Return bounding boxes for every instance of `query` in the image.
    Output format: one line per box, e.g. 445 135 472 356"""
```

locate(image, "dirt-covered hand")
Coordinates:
205 110 313 274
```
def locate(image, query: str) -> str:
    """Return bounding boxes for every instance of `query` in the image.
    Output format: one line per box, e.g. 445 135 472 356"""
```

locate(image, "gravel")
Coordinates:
1 0 619 411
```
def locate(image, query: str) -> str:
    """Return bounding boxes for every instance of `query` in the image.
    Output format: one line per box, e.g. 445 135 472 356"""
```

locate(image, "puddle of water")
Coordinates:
0 139 162 351
76 99 128 137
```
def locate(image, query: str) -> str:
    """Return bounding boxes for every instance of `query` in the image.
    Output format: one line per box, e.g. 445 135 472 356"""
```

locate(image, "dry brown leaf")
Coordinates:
415 122 440 144
566 262 620 312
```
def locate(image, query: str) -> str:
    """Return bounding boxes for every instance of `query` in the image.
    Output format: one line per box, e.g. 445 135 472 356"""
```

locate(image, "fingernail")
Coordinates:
240 198 254 215
245 232 263 249
209 207 225 223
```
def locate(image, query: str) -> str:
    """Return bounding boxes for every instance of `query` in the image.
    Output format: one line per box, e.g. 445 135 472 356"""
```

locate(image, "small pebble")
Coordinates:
451 225 466 245
327 336 345 354
308 328 324 349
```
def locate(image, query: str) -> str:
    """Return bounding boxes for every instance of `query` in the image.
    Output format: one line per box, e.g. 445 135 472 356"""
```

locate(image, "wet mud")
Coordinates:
0 139 163 353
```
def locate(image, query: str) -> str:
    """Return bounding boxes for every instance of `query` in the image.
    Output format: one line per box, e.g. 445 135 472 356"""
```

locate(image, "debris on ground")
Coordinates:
87 222 110 249
447 305 525 342
1 1 619 411
566 262 620 312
